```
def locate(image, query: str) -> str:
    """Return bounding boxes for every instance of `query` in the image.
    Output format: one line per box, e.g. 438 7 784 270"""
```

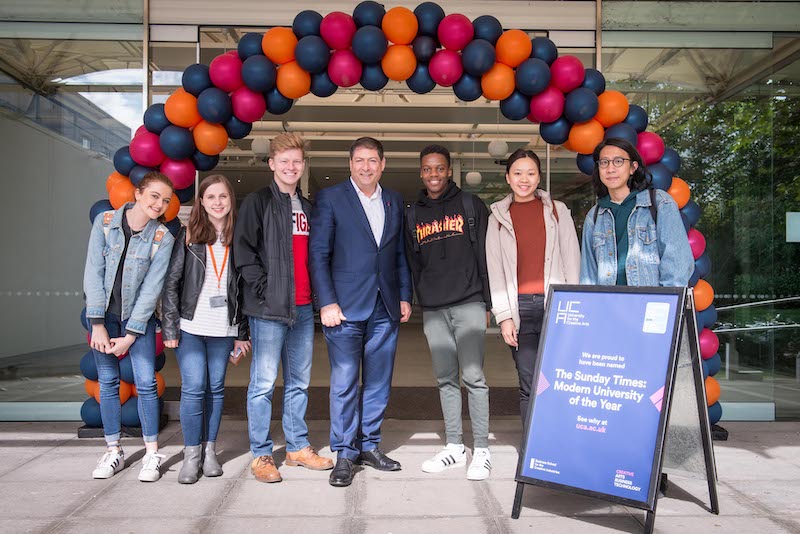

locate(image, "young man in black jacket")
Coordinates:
404 145 493 480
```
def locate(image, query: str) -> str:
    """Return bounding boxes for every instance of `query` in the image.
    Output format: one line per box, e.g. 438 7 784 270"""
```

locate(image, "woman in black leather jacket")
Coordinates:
161 174 250 484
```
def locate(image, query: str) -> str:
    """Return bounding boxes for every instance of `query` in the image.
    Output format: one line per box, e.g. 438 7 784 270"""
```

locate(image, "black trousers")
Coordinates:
510 294 545 425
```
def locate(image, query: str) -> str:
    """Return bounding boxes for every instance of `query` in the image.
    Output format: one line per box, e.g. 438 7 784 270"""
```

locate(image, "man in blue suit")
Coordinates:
310 137 412 487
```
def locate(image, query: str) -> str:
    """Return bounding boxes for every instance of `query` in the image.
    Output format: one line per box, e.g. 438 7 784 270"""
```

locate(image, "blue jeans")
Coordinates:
247 305 314 457
93 314 159 444
175 331 234 446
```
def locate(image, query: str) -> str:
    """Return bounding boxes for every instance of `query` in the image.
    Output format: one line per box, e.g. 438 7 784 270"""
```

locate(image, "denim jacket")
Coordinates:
83 203 176 334
579 189 694 287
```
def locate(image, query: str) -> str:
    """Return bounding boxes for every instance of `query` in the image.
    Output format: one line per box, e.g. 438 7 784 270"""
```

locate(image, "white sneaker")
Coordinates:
467 448 492 481
138 452 166 482
92 448 125 479
421 444 466 473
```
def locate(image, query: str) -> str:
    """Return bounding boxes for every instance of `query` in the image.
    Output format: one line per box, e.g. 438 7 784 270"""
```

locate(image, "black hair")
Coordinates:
419 144 451 167
349 137 384 160
590 138 650 198
505 148 541 175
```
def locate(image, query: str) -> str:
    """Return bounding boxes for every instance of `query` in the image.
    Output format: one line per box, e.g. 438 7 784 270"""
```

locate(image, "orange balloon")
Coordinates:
119 381 133 405
595 90 630 128
85 379 99 399
481 63 515 101
193 120 229 156
109 178 136 209
568 119 605 155
562 139 575 152
667 176 691 209
277 60 311 99
381 44 416 81
163 193 180 222
382 6 418 45
496 29 532 68
156 372 166 397
164 88 202 129
106 171 128 193
262 27 297 65
694 279 714 312
705 376 721 406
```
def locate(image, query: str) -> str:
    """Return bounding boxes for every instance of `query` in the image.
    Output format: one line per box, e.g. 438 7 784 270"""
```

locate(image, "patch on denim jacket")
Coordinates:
154 230 165 243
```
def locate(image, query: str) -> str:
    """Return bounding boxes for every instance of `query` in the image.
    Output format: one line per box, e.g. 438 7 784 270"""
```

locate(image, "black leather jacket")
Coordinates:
160 226 249 342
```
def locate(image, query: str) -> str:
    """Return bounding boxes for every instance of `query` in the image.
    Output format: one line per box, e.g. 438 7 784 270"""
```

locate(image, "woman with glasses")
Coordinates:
579 138 694 287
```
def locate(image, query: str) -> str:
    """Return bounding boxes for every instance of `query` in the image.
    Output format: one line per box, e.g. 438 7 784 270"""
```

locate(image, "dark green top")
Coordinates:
598 192 638 285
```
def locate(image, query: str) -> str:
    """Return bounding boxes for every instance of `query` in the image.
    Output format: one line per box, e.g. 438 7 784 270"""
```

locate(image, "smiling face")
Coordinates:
505 156 541 203
134 181 173 219
420 153 452 199
200 182 232 224
349 146 386 194
269 148 305 192
598 145 637 201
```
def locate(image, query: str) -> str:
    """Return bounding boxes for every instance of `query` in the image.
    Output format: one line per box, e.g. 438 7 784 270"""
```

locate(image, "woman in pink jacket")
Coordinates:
486 148 581 424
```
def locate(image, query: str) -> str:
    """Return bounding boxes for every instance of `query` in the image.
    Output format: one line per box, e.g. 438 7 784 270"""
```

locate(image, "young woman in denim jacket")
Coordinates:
161 174 250 484
84 172 176 482
579 138 694 287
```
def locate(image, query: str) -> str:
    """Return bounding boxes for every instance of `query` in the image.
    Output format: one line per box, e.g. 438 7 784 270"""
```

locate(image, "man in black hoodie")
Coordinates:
404 145 493 480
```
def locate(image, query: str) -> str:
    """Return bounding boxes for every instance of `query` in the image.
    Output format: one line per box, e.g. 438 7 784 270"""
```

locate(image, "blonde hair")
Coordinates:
269 132 309 158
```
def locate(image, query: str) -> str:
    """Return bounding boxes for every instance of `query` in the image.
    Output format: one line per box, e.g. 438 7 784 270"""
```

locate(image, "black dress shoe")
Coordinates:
329 458 355 487
357 449 401 471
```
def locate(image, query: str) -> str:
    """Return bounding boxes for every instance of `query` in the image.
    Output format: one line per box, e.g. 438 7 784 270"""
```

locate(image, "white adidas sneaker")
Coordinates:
138 452 166 482
421 443 467 473
467 447 492 481
92 448 125 479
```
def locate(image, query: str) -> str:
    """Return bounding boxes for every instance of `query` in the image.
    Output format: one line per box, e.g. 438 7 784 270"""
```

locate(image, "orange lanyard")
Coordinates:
208 244 229 289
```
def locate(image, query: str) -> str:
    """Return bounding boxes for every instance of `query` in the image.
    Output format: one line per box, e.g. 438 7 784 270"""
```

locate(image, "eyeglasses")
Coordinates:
597 157 631 169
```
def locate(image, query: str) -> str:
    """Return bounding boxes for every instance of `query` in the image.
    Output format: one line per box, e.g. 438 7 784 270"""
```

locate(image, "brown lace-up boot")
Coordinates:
251 455 282 483
285 446 334 471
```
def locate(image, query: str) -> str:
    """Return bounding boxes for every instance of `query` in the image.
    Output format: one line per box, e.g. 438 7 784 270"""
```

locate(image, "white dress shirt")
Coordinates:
350 177 385 246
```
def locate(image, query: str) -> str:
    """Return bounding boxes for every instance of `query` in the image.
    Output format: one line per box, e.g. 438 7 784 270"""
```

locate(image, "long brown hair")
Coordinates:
187 174 237 245
137 171 175 223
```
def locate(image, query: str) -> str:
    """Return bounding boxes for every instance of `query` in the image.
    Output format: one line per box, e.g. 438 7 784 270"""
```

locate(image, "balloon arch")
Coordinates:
83 2 722 427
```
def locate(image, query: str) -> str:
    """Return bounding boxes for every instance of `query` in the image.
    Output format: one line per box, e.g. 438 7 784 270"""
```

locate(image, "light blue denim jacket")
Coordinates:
83 204 175 334
579 189 694 287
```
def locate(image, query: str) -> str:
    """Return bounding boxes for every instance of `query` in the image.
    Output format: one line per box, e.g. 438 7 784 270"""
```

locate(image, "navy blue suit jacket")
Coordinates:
310 180 412 322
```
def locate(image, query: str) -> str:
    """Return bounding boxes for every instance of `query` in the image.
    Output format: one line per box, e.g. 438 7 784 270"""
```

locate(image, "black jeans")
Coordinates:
510 294 545 425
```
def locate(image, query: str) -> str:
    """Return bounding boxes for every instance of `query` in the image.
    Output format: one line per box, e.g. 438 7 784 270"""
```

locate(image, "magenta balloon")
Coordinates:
637 131 666 165
321 11 357 50
135 125 148 137
687 228 706 260
550 55 585 93
160 158 196 190
328 50 362 88
231 86 267 123
428 50 463 87
699 328 720 359
529 86 565 124
438 14 474 51
209 53 244 93
129 131 165 167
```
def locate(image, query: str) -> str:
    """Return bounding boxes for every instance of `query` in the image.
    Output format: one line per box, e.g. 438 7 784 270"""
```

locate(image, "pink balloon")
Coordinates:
529 86 565 123
429 50 463 87
159 158 196 190
209 53 244 93
328 50 362 88
130 131 165 167
438 14 474 51
155 329 165 356
550 55 585 93
231 86 267 123
134 125 148 137
699 328 719 359
637 131 665 165
687 228 706 260
526 111 539 124
321 12 357 50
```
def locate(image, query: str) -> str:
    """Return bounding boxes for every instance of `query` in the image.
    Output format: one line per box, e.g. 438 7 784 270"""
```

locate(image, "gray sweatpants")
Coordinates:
422 301 490 449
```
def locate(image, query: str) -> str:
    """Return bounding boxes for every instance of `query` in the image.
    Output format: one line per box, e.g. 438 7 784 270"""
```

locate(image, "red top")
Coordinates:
292 206 312 305
509 198 546 295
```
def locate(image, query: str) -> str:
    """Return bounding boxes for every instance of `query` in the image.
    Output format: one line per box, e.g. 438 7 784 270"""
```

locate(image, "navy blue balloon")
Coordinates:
80 350 97 379
224 115 252 140
472 15 503 45
500 90 531 121
406 63 436 94
143 103 171 135
660 147 681 175
564 87 599 124
414 2 445 38
352 26 388 65
165 218 182 238
681 212 691 233
265 88 294 115
604 122 638 147
540 117 572 145
295 35 331 73
695 252 712 279
113 146 136 176
242 55 277 92
191 151 219 172
81 398 102 427
697 305 718 330
706 353 721 377
689 268 701 287
576 153 594 175
360 64 388 91
708 402 722 425
353 1 385 28
649 162 673 190
238 32 264 60
682 200 702 227
701 358 710 377
176 184 195 204
89 199 113 224
310 71 338 97
293 10 323 37
462 39 496 77
453 73 483 102
129 165 155 186
531 37 558 65
80 307 90 330
197 87 232 124
412 36 438 64
182 63 212 97
159 125 195 160
515 58 550 96
581 68 606 95
155 352 167 372
623 104 649 133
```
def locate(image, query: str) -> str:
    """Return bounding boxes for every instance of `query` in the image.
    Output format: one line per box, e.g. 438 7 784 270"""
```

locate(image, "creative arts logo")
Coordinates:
555 300 588 326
